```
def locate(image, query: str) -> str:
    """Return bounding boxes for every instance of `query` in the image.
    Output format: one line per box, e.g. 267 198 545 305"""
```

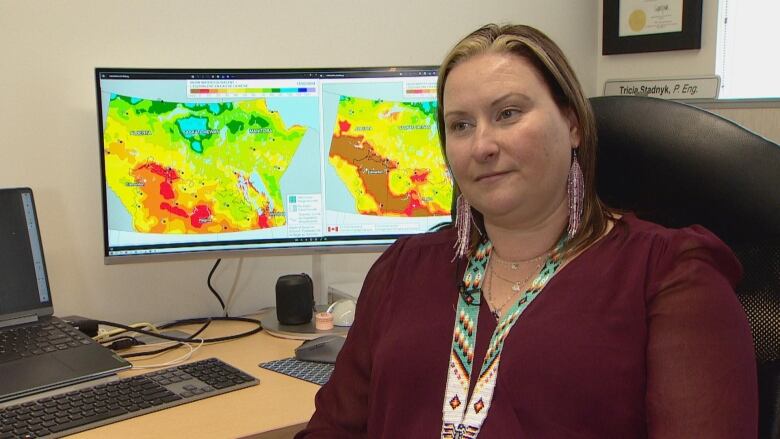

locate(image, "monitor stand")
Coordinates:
311 253 326 306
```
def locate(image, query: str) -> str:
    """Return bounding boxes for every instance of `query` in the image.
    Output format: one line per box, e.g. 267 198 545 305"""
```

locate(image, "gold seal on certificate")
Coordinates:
619 0 683 37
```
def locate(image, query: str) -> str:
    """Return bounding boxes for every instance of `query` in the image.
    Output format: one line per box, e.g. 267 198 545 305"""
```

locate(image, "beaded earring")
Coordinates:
453 194 472 259
567 148 584 239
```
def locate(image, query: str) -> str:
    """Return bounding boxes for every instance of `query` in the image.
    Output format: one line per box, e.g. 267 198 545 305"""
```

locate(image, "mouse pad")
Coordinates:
259 357 334 386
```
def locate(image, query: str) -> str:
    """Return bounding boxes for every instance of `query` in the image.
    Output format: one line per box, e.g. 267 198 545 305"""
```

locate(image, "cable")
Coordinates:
187 318 213 339
120 318 214 359
123 341 184 360
91 314 261 366
94 322 160 344
131 339 205 370
207 258 228 317
95 316 262 345
103 336 144 351
122 343 180 358
137 341 186 359
158 317 262 343
222 257 244 316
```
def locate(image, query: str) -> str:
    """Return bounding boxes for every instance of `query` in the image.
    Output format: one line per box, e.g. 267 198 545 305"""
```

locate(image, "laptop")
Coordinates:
0 187 130 404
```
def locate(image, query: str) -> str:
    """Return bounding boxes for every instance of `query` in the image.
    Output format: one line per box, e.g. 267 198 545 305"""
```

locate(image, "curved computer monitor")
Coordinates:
95 67 452 263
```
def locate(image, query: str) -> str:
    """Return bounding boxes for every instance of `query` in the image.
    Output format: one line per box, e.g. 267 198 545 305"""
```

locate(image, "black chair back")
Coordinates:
590 95 780 438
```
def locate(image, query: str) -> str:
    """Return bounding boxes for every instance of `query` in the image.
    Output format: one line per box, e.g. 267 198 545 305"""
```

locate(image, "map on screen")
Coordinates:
96 68 451 259
104 95 310 234
327 95 450 217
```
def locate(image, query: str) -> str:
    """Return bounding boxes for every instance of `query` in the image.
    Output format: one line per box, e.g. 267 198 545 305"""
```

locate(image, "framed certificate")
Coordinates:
602 0 702 55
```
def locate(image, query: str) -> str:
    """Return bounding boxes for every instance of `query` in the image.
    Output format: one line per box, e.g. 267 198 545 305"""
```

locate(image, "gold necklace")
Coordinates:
490 260 543 292
486 261 541 319
491 251 545 270
485 268 514 320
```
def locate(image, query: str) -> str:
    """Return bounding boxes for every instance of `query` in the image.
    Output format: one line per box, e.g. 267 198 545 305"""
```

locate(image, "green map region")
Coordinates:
103 94 306 234
328 96 452 216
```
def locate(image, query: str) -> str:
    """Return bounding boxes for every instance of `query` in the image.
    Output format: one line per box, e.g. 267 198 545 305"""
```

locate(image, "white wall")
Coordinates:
596 0 720 93
0 0 597 324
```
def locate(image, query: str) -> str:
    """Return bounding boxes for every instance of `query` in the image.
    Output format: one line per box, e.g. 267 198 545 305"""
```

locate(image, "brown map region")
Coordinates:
330 134 431 216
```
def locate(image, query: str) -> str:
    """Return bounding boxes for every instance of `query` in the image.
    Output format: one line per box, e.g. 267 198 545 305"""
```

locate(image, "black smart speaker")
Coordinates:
275 273 314 325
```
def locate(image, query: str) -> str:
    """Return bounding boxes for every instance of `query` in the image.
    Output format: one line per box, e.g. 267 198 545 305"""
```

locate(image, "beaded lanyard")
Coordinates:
440 237 565 439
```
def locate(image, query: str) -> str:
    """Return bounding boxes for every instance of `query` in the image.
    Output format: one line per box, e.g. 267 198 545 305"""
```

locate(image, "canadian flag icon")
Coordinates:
327 226 339 232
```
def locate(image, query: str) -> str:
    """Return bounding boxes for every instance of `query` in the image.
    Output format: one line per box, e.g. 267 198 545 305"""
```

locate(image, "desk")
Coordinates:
69 318 317 438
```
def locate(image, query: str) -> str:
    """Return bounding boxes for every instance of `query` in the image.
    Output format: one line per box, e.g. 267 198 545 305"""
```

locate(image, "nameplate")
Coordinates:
603 76 720 100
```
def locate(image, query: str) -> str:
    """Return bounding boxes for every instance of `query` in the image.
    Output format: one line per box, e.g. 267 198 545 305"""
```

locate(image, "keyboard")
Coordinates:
0 319 92 364
0 357 258 439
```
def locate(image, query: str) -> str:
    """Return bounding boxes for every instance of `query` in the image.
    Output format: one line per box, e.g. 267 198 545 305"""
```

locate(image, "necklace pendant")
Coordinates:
510 263 519 270
512 282 521 292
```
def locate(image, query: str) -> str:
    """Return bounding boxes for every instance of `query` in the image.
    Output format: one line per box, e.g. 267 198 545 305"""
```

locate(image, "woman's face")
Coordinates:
442 52 580 228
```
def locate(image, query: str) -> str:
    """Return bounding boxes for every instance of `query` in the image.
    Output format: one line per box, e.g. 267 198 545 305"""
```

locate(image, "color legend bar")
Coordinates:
405 88 436 94
190 87 316 94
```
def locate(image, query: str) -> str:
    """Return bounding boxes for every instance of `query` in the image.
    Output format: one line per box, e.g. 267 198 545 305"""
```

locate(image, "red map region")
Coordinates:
160 183 174 200
410 170 429 183
144 163 180 183
160 202 187 217
131 161 280 233
257 213 270 228
190 205 212 229
402 191 423 216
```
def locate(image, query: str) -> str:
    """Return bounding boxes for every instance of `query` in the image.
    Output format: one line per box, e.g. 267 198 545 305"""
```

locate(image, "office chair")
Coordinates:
590 95 780 438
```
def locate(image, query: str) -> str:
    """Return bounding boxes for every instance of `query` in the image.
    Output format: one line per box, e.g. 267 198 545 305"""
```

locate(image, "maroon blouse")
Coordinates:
296 214 758 438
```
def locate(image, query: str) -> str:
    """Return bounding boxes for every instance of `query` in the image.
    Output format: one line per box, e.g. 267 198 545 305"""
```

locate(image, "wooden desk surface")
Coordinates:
69 318 318 438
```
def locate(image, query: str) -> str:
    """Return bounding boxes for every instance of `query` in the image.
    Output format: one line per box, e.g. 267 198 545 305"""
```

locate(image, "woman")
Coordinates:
296 24 757 438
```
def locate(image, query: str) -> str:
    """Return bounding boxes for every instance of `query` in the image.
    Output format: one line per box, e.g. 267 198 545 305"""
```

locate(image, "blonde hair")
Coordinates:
437 23 612 255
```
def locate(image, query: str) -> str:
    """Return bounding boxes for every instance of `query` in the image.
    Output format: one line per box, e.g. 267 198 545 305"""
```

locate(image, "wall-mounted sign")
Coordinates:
603 76 720 100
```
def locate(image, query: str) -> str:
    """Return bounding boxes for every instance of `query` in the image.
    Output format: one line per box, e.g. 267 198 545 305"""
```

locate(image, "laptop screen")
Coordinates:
0 188 52 317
